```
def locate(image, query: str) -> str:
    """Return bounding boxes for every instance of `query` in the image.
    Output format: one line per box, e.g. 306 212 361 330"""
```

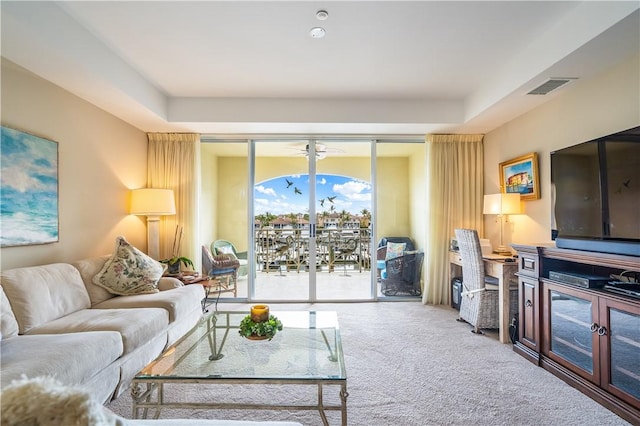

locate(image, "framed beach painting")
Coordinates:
1 126 59 247
499 152 540 201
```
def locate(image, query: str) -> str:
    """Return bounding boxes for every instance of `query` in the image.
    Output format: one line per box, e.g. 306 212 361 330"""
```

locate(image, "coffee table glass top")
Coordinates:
137 311 346 381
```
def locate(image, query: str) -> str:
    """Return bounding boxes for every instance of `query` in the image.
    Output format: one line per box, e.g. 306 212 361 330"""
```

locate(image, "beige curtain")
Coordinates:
422 134 484 305
147 133 199 264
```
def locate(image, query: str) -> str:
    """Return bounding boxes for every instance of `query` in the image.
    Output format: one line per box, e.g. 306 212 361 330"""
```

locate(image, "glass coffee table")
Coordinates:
131 310 348 425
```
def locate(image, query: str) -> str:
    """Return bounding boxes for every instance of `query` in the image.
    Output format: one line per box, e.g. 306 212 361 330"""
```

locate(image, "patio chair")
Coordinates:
212 240 248 277
454 228 499 333
201 245 240 301
380 250 424 296
376 237 416 281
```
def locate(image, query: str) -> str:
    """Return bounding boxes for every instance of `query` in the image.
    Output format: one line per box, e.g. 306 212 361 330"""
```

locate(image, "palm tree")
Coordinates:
287 212 297 226
339 209 350 227
256 212 277 227
360 208 371 228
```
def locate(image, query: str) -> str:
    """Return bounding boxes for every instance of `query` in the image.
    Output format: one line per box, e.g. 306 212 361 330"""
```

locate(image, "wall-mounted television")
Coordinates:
551 126 640 257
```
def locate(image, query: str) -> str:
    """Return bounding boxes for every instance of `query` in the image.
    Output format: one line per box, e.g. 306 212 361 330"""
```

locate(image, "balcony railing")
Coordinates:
255 227 372 273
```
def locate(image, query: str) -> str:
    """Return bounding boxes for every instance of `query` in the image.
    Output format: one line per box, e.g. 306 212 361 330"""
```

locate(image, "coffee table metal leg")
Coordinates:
208 313 230 361
340 383 349 426
317 383 329 426
321 330 338 362
131 381 161 419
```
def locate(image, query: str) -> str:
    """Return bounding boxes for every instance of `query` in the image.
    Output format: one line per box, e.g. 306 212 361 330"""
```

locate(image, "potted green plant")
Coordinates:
238 314 283 341
160 225 193 274
161 256 194 274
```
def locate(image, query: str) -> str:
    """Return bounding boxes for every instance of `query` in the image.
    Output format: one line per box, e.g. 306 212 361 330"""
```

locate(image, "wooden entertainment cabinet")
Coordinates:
512 244 640 424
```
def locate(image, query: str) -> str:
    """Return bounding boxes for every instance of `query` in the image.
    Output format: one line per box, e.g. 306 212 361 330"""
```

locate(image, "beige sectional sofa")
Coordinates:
0 255 205 404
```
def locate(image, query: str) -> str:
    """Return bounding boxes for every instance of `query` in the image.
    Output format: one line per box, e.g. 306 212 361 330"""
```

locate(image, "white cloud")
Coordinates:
333 180 371 202
255 185 277 197
318 177 327 185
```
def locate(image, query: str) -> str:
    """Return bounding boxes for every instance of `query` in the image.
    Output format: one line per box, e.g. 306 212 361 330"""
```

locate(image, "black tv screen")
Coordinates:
551 126 640 257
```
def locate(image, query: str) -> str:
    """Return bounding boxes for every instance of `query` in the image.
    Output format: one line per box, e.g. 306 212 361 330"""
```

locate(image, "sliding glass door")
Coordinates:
199 137 425 302
252 139 374 302
315 140 373 300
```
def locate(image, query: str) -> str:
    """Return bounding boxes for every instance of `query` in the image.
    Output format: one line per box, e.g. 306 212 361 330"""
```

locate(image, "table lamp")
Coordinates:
483 193 521 255
130 188 176 260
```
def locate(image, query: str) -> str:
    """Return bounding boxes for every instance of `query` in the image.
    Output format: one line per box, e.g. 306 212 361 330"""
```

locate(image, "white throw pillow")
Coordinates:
92 236 164 296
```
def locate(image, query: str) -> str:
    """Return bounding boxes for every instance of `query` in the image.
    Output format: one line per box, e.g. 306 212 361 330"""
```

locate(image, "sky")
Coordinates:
254 174 371 216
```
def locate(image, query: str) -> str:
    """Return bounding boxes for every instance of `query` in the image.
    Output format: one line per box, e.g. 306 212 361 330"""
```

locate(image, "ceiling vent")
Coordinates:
527 78 576 95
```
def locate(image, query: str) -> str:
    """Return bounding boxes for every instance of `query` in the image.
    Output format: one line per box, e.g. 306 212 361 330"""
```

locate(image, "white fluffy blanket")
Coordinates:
0 376 125 426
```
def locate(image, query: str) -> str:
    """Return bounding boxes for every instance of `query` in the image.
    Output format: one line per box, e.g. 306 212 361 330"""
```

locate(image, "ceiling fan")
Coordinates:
287 143 344 160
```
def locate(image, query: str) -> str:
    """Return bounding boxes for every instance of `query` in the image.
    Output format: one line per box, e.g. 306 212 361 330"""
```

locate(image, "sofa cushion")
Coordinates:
0 331 123 388
93 236 165 296
26 308 168 356
0 286 19 339
1 263 91 334
71 255 115 306
93 285 204 323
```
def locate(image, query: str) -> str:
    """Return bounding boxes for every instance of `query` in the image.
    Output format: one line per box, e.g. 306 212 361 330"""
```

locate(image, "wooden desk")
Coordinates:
449 251 518 343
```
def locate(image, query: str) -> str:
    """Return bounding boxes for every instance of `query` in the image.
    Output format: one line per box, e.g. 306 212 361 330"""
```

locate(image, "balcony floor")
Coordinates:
215 265 420 302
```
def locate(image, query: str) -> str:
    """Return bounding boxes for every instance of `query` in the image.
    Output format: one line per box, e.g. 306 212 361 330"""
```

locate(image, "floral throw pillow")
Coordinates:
385 242 406 260
92 236 165 296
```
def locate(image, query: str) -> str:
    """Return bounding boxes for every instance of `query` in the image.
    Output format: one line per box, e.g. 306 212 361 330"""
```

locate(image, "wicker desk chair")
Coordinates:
454 228 500 333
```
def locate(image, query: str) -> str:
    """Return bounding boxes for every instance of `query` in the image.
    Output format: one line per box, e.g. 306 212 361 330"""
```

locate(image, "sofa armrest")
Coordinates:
158 277 184 291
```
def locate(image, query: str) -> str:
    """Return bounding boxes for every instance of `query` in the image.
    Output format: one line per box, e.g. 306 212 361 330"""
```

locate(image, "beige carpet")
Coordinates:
106 302 630 425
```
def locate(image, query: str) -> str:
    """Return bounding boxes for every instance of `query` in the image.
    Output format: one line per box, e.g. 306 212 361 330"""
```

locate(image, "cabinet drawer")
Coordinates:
519 254 539 276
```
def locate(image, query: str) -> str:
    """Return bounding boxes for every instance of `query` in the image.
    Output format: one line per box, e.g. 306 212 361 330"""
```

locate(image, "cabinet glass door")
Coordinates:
603 302 640 403
549 290 596 374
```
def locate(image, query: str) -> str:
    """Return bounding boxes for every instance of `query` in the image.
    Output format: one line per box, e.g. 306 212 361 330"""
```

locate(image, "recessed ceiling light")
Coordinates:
310 27 326 38
316 10 329 21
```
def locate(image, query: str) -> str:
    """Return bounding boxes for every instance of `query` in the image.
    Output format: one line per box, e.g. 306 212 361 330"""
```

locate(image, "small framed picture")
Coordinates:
499 152 540 201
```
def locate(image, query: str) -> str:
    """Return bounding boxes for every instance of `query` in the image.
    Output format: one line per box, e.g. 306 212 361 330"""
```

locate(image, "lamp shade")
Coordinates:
130 188 176 216
483 193 521 215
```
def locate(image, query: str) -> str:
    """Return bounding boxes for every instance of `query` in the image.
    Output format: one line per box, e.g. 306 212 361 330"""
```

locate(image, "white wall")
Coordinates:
483 54 640 250
1 60 148 270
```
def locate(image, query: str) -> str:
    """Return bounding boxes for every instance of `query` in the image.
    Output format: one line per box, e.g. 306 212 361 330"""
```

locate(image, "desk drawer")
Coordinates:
485 261 498 277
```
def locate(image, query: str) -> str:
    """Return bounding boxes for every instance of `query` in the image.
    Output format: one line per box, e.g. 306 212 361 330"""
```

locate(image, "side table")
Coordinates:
180 274 237 313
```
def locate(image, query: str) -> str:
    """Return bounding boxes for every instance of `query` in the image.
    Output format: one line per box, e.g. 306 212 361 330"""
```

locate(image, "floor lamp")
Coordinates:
130 188 176 260
483 193 521 255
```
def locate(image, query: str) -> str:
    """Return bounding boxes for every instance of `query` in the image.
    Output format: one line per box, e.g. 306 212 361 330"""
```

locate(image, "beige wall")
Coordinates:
376 157 411 239
483 53 640 251
199 144 219 251
217 156 249 252
1 60 148 270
